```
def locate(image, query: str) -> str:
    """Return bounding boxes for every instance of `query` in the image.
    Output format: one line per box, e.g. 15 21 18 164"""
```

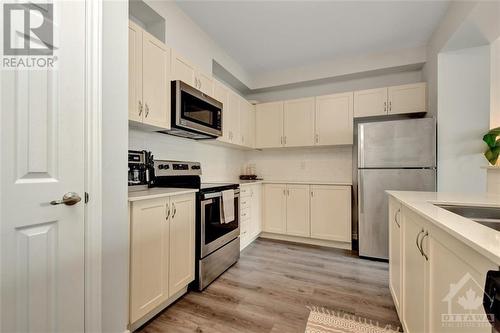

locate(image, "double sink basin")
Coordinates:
435 204 500 231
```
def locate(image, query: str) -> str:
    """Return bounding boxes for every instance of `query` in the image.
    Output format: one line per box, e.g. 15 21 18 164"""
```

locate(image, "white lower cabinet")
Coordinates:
285 185 311 237
263 184 352 248
239 184 262 250
129 193 195 326
390 196 497 333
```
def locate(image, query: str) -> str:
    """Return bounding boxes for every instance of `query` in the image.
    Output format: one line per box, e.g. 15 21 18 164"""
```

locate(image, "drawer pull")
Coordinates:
420 231 429 261
416 229 424 255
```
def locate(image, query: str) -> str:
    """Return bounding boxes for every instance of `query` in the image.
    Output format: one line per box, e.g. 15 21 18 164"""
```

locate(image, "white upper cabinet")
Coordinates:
256 101 284 148
315 92 353 145
171 50 196 87
354 87 388 118
227 90 241 144
213 80 231 143
354 83 427 118
142 30 171 129
196 70 214 97
240 99 255 148
388 82 426 115
283 98 315 147
128 21 143 123
128 21 171 130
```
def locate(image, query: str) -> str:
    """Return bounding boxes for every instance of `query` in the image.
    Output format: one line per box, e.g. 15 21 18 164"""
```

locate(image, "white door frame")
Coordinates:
84 0 103 332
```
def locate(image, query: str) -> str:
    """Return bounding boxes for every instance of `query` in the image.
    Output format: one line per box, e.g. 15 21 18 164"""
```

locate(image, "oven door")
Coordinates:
200 190 240 258
173 80 222 137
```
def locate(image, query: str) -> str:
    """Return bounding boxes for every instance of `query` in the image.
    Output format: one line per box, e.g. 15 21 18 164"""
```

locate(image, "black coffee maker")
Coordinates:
128 150 154 191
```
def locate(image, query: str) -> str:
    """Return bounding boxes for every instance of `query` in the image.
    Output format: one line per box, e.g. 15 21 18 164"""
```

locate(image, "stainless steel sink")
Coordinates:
435 204 500 231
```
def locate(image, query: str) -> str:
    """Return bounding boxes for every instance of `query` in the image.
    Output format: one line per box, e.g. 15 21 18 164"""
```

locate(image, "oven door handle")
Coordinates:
202 190 240 200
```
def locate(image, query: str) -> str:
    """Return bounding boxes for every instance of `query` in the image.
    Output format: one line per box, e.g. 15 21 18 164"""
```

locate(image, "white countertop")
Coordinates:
128 188 198 202
387 191 500 265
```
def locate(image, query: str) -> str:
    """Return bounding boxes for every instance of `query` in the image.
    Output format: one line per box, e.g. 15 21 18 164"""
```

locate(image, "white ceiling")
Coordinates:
176 1 450 76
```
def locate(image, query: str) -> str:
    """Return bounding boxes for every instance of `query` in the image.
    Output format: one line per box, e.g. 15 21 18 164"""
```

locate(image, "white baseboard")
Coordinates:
260 232 351 250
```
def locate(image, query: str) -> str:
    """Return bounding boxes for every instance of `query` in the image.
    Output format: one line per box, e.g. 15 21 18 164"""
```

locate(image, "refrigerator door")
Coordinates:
358 118 436 168
358 168 436 259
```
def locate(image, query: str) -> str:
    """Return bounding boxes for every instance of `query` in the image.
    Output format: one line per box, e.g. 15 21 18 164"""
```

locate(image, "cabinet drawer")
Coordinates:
240 186 252 198
240 197 251 209
240 207 251 221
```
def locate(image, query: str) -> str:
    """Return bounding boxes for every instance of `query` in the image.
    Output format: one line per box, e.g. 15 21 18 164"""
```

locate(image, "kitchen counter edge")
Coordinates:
128 188 199 202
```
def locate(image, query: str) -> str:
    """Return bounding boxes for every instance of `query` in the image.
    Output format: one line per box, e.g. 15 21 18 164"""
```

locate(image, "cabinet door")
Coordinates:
227 91 241 144
255 102 284 148
283 98 315 147
262 184 287 233
310 185 351 242
130 197 169 323
315 92 353 145
142 31 170 130
285 185 311 237
426 228 496 333
171 51 196 87
240 99 255 148
388 83 426 115
354 88 388 118
197 71 214 97
251 184 262 237
402 209 427 333
213 80 231 143
128 21 143 123
388 196 402 314
169 194 195 297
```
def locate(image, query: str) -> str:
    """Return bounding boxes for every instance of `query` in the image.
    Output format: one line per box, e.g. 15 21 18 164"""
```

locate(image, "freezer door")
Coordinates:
358 118 436 168
358 168 436 259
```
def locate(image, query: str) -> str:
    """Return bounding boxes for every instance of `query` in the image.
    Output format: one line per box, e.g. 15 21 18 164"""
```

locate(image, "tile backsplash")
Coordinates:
129 129 353 184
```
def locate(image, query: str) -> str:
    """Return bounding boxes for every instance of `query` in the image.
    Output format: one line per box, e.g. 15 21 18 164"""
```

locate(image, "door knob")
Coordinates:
50 192 82 206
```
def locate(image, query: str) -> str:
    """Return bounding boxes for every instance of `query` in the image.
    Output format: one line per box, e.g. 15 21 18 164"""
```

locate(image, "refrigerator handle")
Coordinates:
358 125 364 168
358 171 364 214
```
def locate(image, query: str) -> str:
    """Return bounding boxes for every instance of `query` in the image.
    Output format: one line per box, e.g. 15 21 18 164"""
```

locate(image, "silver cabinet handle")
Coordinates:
416 229 425 255
315 134 319 144
283 189 286 196
389 101 392 112
138 101 143 116
280 136 283 145
420 231 429 261
394 208 401 228
50 192 81 206
145 103 149 117
284 136 287 145
310 191 314 197
384 101 387 112
172 203 177 219
166 203 170 220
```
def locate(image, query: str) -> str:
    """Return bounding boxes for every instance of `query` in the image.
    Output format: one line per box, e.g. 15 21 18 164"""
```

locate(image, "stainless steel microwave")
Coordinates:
160 80 223 140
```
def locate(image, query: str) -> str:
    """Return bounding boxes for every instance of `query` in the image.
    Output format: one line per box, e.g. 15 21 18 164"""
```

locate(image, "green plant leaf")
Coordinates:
483 127 500 148
485 145 500 165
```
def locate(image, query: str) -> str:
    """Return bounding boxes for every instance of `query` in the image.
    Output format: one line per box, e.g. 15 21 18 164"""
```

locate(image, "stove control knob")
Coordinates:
158 164 164 170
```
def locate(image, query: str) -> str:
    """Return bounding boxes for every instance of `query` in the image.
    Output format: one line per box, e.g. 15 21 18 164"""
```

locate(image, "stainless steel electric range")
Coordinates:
152 159 240 290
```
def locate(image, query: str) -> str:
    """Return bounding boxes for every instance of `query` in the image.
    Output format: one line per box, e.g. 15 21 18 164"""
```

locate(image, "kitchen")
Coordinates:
1 1 500 333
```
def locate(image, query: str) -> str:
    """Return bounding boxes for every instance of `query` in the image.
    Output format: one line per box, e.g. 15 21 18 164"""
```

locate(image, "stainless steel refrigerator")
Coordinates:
356 118 436 260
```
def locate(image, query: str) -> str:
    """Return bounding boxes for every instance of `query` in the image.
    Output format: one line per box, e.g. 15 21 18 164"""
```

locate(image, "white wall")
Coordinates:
246 147 352 183
102 1 129 332
129 130 247 182
247 70 422 103
491 38 500 128
142 0 252 88
437 46 490 192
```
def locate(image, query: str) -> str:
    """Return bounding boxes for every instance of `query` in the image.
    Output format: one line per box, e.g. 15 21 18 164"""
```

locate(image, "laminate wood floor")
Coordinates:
138 238 402 333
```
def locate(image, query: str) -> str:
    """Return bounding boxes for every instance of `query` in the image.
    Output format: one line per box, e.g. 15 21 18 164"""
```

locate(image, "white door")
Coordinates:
169 194 195 297
388 197 402 313
402 210 427 333
353 87 388 118
213 80 230 143
255 101 284 148
388 83 427 115
262 184 286 233
128 20 143 123
283 98 315 147
1 2 86 332
285 185 310 237
129 198 170 323
315 92 353 145
142 31 170 130
171 51 196 87
310 186 351 242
